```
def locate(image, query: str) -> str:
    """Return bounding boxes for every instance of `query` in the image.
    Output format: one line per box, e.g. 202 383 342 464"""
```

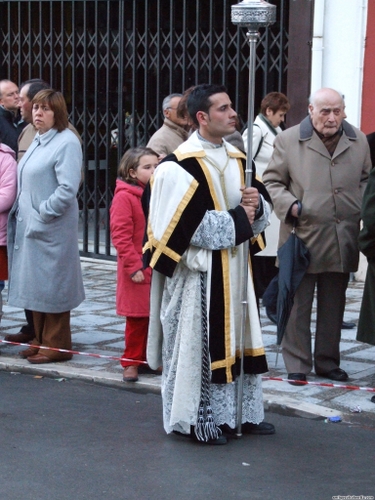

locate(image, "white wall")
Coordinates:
311 0 368 127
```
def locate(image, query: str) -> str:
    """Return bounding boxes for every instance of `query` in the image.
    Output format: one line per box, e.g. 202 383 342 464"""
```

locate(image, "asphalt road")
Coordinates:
0 371 374 500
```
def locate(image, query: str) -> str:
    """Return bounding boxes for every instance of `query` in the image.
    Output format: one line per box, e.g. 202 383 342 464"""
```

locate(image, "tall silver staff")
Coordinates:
231 0 276 437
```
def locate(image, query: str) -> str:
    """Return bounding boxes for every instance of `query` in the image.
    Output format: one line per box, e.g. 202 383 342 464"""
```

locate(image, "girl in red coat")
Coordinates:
110 147 158 382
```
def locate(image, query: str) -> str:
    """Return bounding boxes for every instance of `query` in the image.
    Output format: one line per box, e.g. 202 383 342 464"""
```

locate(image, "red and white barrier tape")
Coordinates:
0 340 147 364
261 375 375 393
1 340 375 393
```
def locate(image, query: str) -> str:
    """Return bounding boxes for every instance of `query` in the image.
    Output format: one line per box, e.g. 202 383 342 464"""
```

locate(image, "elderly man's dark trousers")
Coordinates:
281 272 349 375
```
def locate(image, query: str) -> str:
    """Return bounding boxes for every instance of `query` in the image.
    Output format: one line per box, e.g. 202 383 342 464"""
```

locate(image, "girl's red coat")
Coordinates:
110 179 151 317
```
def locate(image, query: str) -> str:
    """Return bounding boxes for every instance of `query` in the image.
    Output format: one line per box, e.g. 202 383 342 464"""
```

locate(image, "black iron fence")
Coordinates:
0 0 288 259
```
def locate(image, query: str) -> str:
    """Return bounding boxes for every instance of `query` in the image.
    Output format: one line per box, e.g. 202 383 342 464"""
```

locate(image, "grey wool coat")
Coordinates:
7 127 85 313
263 117 372 274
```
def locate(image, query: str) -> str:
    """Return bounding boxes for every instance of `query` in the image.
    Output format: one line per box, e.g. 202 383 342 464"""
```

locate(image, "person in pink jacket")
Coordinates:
110 147 158 382
0 135 17 322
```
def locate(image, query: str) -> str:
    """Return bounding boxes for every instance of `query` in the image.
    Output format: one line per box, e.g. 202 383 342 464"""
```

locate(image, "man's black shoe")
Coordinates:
287 373 307 386
342 321 356 329
241 422 275 435
219 422 275 435
317 368 348 381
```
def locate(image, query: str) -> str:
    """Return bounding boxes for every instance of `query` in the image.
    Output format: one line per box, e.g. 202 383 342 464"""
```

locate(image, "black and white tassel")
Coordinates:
194 272 222 442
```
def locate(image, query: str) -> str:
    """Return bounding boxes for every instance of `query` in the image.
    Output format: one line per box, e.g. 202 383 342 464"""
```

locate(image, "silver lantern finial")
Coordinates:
231 0 276 29
231 0 276 439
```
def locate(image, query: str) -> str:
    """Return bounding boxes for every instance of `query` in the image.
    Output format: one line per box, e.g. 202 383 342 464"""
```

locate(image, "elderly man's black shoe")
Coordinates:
341 321 356 329
317 368 348 381
287 373 307 386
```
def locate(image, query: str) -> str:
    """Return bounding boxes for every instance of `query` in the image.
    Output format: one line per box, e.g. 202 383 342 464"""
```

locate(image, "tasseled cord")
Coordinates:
194 272 222 442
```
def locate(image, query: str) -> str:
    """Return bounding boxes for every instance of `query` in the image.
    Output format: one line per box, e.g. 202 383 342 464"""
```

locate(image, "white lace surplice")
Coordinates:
159 228 265 433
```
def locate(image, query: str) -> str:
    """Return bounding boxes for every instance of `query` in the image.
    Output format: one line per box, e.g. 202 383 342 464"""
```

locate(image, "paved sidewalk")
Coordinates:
1 258 374 425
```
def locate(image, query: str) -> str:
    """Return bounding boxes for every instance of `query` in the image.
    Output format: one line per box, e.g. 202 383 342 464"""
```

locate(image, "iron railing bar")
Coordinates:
117 0 125 156
208 0 213 82
155 0 161 130
130 0 137 147
93 0 100 254
279 0 286 90
104 0 112 256
169 0 173 91
60 0 65 94
222 0 228 87
234 27 241 124
71 1 77 131
82 0 89 254
39 4 44 88
144 0 149 144
17 3 21 78
182 0 187 91
195 0 199 83
27 1 33 79
264 27 269 95
50 1 54 85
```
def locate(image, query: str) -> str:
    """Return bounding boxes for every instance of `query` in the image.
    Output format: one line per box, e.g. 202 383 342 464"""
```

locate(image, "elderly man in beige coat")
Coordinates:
147 93 189 159
263 88 371 384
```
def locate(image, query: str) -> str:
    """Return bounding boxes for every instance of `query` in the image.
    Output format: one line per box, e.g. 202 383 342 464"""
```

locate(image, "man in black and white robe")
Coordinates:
144 84 275 444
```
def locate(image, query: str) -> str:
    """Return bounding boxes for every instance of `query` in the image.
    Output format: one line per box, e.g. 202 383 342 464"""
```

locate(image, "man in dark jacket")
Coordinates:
367 131 375 168
0 80 26 154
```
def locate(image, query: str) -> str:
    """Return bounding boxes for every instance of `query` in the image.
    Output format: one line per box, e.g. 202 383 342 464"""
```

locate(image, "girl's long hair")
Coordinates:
117 147 158 186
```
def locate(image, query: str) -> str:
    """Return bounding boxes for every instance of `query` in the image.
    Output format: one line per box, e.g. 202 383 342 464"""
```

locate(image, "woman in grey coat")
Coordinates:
7 89 85 364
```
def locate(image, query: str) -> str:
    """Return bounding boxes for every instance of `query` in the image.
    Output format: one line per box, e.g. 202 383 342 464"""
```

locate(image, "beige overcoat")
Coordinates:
263 117 371 274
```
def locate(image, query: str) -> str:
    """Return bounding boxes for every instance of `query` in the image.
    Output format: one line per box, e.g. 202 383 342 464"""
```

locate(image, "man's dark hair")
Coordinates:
187 84 227 127
20 78 50 101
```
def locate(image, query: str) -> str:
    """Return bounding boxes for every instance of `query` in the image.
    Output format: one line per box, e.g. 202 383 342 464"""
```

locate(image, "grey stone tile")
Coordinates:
105 341 125 349
262 334 277 346
68 356 111 366
73 303 115 313
346 366 375 379
71 331 122 343
340 341 358 352
338 360 373 374
332 391 375 413
264 352 286 370
100 323 125 333
348 346 375 359
70 314 122 327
